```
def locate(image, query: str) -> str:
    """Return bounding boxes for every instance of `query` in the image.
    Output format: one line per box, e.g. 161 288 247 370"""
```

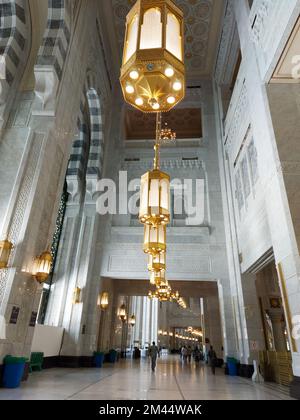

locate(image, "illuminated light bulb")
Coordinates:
173 81 182 91
165 67 174 77
130 70 139 80
167 96 176 104
135 97 143 106
126 85 134 94
152 102 160 110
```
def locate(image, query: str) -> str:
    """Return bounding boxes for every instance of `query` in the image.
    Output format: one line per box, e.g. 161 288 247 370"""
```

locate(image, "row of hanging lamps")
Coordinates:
120 0 186 294
139 114 171 227
0 234 53 284
118 302 136 327
141 113 170 288
120 0 185 113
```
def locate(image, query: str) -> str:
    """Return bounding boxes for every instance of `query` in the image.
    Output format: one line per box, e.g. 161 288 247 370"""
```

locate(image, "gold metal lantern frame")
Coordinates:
0 239 13 269
120 0 185 113
98 292 109 310
143 224 166 255
148 252 166 273
33 251 53 284
139 113 171 227
150 269 166 286
149 277 172 302
139 169 170 226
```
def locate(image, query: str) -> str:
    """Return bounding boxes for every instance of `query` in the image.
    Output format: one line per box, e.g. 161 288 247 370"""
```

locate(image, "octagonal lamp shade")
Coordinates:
143 224 166 255
148 252 166 273
0 239 13 269
120 0 185 113
139 169 170 226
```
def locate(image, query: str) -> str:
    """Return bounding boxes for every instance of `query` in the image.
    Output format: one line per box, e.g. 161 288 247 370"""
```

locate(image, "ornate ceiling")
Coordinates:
112 0 224 81
125 108 202 140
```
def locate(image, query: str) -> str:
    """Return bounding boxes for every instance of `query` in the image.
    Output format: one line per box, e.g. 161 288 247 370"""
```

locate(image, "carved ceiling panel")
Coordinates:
125 107 202 140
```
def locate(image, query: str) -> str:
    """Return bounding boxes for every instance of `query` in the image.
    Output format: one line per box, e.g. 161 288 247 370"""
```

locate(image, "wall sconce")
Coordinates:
97 292 109 311
73 287 81 305
32 250 52 283
0 238 13 269
129 314 136 327
118 303 127 323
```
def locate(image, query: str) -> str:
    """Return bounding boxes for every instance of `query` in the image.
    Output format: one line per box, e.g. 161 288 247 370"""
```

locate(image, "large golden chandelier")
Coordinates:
120 0 186 303
120 0 185 113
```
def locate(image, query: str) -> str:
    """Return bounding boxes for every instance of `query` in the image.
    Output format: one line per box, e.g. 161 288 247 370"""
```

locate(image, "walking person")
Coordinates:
208 346 217 375
193 346 200 363
187 346 192 363
181 346 187 363
149 342 159 372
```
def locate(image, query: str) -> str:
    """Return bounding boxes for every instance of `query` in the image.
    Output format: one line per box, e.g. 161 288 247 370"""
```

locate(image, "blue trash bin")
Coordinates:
227 358 238 376
3 356 27 389
94 352 105 368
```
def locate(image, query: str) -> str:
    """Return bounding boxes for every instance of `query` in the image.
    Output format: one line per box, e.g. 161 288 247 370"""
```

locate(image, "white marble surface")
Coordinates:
0 356 294 401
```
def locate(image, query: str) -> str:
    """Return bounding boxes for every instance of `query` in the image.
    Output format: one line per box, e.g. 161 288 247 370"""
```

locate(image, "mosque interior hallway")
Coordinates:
0 356 294 401
1 0 300 402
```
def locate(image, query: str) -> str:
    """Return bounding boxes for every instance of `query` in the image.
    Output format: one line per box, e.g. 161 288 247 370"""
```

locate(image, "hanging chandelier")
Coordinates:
148 277 172 302
160 123 176 144
120 0 185 113
148 252 166 274
120 1 186 293
143 223 166 255
139 113 171 226
150 269 166 286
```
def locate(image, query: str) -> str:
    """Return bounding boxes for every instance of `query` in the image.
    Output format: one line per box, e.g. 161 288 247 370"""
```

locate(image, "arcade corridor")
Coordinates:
0 357 293 401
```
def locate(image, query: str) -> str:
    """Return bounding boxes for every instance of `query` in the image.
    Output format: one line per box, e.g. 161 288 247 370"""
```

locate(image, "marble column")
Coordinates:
233 0 300 395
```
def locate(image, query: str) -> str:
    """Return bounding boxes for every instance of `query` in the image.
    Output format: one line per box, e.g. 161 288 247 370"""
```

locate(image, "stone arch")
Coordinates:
0 0 27 103
36 0 71 81
86 88 104 180
67 71 104 188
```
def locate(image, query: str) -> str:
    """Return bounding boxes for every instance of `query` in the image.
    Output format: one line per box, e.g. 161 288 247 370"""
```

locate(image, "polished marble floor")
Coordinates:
0 356 294 400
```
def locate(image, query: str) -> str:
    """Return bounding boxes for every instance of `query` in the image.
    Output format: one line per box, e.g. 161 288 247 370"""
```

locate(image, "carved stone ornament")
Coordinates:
33 65 59 116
